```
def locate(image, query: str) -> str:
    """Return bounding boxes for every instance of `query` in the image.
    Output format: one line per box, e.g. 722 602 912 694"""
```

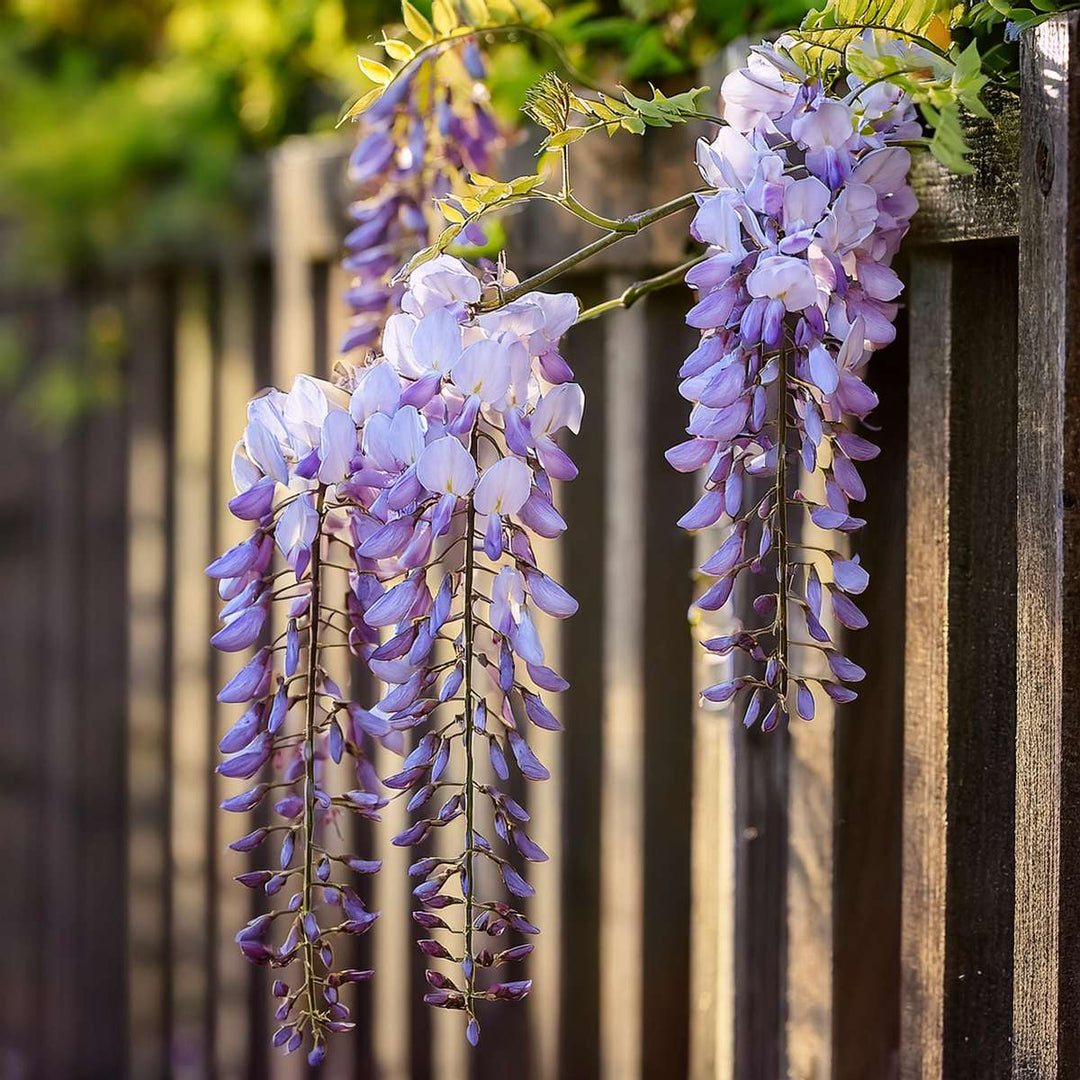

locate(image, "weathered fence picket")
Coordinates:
1015 13 1080 1078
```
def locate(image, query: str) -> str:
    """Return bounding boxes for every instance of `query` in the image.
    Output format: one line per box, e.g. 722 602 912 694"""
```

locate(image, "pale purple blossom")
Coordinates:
675 35 917 728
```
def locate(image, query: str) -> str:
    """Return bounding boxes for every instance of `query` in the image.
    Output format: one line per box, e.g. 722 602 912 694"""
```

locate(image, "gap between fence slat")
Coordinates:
170 271 216 1080
213 261 258 1077
126 275 174 1080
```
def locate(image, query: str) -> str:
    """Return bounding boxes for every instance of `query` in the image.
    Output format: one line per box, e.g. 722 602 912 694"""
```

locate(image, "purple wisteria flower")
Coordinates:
337 255 582 1045
341 43 502 357
672 32 917 728
211 374 396 1065
214 250 582 1057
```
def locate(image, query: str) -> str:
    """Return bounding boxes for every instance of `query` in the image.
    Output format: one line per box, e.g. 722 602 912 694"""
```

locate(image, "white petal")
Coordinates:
527 291 580 343
416 435 477 496
350 362 401 424
412 307 463 374
244 417 289 484
450 339 512 404
474 456 532 517
530 382 585 439
404 254 481 315
382 312 419 374
782 176 831 232
389 405 426 465
231 440 262 493
851 146 911 195
318 408 357 483
275 494 318 559
361 411 397 471
791 99 854 151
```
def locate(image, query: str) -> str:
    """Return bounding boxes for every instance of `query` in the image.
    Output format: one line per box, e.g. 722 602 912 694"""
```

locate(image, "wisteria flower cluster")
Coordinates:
210 251 582 1059
670 31 918 728
342 44 501 356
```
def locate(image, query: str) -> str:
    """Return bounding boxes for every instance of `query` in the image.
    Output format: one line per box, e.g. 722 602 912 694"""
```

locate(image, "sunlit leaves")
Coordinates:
786 0 990 173
405 174 546 277
358 57 393 85
402 0 434 43
524 71 711 152
340 0 556 126
794 0 963 72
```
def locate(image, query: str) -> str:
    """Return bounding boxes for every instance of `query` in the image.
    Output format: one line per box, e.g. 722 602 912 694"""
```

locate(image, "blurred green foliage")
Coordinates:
0 0 811 280
0 0 401 277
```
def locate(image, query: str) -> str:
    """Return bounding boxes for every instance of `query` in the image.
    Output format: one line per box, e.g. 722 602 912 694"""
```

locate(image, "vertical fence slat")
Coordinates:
832 315 908 1080
0 306 46 1079
170 271 216 1079
599 273 647 1080
214 260 258 1077
785 472 838 1080
901 251 951 1080
902 244 1019 1080
81 296 131 1078
557 277 607 1080
127 274 175 1080
1015 14 1080 1077
689 523 738 1080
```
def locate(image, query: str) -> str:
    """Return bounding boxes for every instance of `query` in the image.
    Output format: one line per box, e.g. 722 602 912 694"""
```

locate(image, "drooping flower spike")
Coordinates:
672 31 917 729
341 42 502 356
214 252 581 1057
338 256 582 1046
210 374 398 1065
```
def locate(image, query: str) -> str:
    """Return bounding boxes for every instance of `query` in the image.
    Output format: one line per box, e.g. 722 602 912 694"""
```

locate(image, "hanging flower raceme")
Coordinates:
215 251 581 1057
671 31 917 729
342 42 502 357
210 375 397 1065
336 254 582 1045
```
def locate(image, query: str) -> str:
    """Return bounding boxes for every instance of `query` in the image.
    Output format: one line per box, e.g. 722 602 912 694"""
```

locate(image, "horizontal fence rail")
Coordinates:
7 18 1080 1080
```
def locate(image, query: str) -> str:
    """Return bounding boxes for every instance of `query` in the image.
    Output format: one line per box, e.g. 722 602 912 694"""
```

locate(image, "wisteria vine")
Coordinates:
670 31 918 728
342 39 501 356
208 0 988 1062
211 253 583 1058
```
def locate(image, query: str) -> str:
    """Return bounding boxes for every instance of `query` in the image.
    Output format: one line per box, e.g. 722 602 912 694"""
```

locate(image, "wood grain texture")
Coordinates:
1014 15 1080 1079
902 251 956 1080
785 465 837 1080
599 274 647 1080
908 90 1020 245
902 245 1019 1080
832 310 907 1080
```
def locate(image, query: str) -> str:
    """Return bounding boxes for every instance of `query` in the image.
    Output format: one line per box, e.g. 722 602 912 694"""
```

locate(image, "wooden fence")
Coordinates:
2 15 1079 1079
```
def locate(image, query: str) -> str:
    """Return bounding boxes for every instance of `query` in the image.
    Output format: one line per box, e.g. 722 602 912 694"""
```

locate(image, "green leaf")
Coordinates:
543 127 589 149
337 88 384 126
382 38 415 62
402 0 435 42
358 56 393 85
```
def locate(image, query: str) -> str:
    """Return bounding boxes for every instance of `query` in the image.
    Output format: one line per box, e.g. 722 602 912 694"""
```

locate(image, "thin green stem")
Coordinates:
775 347 790 714
574 254 709 324
475 190 702 311
301 486 326 1035
462 426 479 1016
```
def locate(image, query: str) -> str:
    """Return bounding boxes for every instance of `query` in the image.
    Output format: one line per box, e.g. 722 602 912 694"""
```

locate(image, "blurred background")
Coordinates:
0 2 921 1079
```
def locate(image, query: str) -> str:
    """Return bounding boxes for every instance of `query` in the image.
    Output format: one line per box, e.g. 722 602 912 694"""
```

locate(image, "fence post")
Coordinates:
901 238 1019 1080
1014 14 1080 1077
